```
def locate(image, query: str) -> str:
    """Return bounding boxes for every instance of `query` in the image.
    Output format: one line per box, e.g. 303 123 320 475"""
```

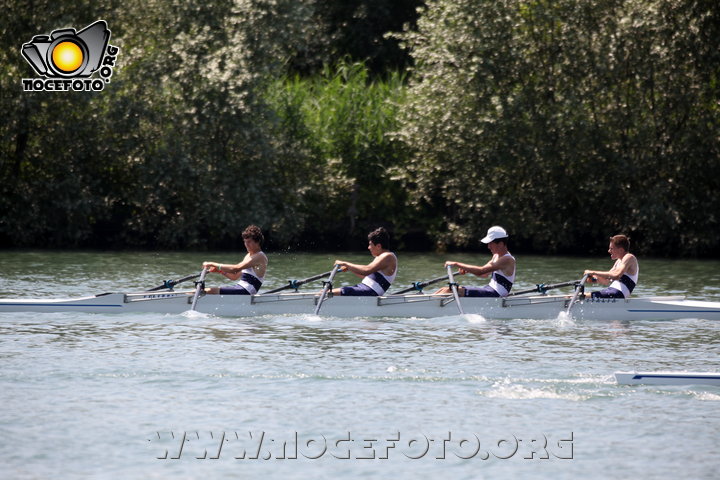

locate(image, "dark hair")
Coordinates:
368 227 390 249
610 234 630 251
491 237 508 246
242 225 264 245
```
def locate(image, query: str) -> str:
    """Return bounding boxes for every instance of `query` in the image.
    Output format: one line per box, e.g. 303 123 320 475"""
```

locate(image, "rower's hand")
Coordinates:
445 261 466 275
583 270 597 283
203 262 219 273
335 261 349 272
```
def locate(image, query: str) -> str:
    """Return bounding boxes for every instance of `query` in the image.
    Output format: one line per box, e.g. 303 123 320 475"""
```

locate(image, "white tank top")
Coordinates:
488 253 516 297
609 259 638 298
236 264 265 295
361 253 398 295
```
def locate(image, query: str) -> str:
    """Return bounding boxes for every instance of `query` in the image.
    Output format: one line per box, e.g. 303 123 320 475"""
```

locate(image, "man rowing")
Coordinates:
201 225 268 295
584 234 639 298
434 226 516 297
331 227 398 296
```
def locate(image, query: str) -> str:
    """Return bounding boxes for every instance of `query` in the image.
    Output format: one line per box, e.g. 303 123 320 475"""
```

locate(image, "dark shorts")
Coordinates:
591 287 624 299
218 285 252 295
340 284 378 296
463 285 501 298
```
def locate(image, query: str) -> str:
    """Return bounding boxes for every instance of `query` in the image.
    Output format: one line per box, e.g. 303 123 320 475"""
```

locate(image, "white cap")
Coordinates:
481 226 508 243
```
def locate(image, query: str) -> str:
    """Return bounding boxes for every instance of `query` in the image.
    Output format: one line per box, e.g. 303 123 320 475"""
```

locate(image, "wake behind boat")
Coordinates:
1 291 720 320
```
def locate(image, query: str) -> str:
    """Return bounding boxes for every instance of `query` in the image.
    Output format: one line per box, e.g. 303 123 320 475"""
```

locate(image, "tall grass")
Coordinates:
266 60 409 246
269 60 406 168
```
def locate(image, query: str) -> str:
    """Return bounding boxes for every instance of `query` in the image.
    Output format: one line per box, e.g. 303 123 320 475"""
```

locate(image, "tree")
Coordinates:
394 0 720 255
0 0 323 249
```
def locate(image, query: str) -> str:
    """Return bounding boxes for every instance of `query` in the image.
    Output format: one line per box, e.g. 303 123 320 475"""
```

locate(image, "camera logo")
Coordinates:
21 20 119 92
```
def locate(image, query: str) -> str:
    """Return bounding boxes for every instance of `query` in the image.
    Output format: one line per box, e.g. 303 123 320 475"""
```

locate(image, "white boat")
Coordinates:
615 371 720 386
1 291 720 320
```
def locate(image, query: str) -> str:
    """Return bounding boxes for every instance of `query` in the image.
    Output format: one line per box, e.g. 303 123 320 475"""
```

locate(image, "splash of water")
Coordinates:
555 311 576 326
181 309 210 319
462 313 487 324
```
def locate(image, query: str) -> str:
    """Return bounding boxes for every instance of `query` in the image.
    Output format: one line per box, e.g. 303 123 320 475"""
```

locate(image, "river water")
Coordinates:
1 251 719 479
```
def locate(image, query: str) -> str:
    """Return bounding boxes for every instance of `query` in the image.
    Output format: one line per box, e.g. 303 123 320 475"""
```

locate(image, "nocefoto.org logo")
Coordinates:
21 20 119 92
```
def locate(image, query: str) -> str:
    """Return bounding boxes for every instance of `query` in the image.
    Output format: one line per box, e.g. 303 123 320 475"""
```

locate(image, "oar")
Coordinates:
391 272 459 294
508 279 581 297
565 273 590 315
148 273 200 291
263 270 334 295
190 268 208 311
446 265 465 315
314 265 340 315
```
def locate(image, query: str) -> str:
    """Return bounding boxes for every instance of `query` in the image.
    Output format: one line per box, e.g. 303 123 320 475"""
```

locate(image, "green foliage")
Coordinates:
107 0 321 248
0 0 718 256
266 59 408 247
1 0 321 249
395 0 720 255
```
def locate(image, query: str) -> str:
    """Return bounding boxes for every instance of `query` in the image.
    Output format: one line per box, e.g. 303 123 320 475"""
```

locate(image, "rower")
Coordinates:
434 226 516 297
201 225 268 295
331 227 398 296
584 234 639 299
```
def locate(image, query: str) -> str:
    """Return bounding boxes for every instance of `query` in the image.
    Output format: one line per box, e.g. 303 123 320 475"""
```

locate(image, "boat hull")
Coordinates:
1 292 720 320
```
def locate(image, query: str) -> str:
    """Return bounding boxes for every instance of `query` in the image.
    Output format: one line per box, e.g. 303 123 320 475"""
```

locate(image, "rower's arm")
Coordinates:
336 253 394 277
205 253 263 281
446 257 505 277
585 257 632 282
